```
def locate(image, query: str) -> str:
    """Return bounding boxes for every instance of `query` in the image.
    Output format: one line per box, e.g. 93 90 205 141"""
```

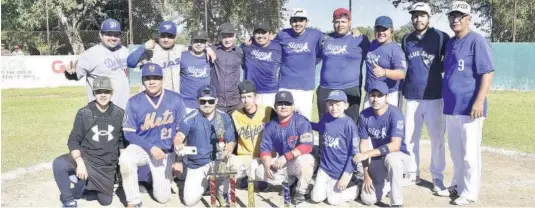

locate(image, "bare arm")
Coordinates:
475 72 494 103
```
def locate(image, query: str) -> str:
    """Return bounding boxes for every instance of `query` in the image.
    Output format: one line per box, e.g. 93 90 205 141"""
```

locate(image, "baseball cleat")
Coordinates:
453 196 475 206
432 178 447 192
62 200 77 208
292 192 306 205
436 185 458 197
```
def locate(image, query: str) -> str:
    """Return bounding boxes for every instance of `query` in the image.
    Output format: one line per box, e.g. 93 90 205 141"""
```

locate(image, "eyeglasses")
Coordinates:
448 14 468 22
199 99 216 105
94 89 112 94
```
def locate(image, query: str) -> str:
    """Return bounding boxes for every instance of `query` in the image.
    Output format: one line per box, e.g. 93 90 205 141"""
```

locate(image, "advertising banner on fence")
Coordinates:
1 56 85 89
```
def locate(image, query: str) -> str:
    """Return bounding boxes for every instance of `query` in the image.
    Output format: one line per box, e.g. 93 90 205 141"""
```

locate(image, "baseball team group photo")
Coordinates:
2 0 535 207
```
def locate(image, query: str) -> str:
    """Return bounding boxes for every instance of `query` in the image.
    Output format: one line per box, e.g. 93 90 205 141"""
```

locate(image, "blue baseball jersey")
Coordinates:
123 89 186 152
358 105 408 159
178 109 235 169
260 113 314 156
365 41 407 93
275 28 324 90
315 114 359 179
180 51 212 108
242 41 282 94
320 34 370 89
443 31 494 117
402 28 450 99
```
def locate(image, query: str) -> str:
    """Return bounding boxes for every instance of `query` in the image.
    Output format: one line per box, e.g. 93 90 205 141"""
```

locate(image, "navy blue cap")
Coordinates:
275 91 294 104
325 90 347 102
197 85 217 99
374 16 393 28
367 81 389 94
101 18 121 32
158 21 177 35
141 63 163 77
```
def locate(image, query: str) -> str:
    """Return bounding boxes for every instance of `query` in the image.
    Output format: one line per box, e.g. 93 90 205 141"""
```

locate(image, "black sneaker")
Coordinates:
62 201 77 208
292 192 306 205
391 205 403 207
139 182 152 193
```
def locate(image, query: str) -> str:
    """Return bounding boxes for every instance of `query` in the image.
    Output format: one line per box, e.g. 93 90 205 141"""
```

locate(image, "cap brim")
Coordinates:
199 96 216 100
448 10 469 15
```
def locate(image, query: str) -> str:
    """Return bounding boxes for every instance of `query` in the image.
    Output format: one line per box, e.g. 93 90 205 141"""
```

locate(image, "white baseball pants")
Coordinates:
255 154 315 194
182 158 237 207
119 144 174 204
279 88 314 121
256 93 276 109
310 168 358 205
360 152 409 206
363 91 401 109
404 99 446 180
446 115 485 201
228 155 262 180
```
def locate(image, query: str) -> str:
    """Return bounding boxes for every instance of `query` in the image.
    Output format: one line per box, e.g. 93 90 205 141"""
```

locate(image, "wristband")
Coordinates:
284 152 295 161
378 145 390 156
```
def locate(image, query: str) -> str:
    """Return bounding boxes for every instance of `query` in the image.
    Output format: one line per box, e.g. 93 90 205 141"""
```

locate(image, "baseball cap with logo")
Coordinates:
333 8 351 20
191 30 209 40
238 80 257 94
141 63 163 77
325 90 348 102
218 23 237 34
197 85 217 99
100 18 121 32
449 1 471 15
158 21 177 35
409 2 432 15
375 16 393 28
275 91 294 105
92 76 113 91
290 8 308 18
367 81 389 94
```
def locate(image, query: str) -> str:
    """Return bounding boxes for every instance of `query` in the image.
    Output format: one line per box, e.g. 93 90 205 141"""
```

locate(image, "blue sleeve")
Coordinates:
260 123 274 155
124 132 153 152
223 114 236 143
358 113 369 139
126 45 147 68
390 110 405 138
273 32 282 43
175 97 186 132
343 122 360 174
473 37 494 74
391 45 407 71
179 116 192 137
122 100 154 151
297 117 314 146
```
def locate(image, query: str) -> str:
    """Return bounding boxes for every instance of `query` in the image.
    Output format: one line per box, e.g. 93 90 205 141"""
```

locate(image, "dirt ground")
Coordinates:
2 144 535 207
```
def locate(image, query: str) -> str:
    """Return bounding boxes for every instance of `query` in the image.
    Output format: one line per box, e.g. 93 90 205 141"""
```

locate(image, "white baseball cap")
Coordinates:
449 1 471 15
290 8 308 18
409 2 432 15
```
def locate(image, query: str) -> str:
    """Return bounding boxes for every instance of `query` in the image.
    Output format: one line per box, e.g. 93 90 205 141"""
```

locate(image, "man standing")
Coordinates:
364 16 406 109
401 2 450 190
172 85 236 207
180 31 213 113
256 91 315 205
119 63 186 207
126 21 186 93
242 22 282 108
52 76 125 207
354 81 409 207
12 45 24 56
437 1 494 206
64 18 130 110
210 23 244 114
317 8 370 123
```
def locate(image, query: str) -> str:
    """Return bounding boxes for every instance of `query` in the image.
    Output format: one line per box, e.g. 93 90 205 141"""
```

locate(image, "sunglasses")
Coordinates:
275 101 292 106
199 99 216 105
94 89 112 94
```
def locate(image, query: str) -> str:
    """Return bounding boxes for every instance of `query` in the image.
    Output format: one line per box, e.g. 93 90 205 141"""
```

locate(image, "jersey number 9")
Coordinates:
458 59 465 71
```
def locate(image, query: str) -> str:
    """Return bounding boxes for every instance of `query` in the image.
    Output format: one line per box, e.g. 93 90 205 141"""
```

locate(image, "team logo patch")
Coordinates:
149 65 155 72
163 24 172 30
300 132 313 143
91 125 115 142
287 136 299 148
397 120 404 130
109 21 117 28
281 92 286 98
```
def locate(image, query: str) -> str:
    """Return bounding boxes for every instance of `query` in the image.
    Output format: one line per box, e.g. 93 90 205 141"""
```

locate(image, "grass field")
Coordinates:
2 87 535 172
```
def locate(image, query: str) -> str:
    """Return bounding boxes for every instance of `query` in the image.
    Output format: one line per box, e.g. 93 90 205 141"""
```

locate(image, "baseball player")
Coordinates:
64 18 130 110
180 30 213 113
310 90 360 205
229 80 275 190
52 76 125 207
317 8 370 123
436 1 494 206
363 16 407 109
400 2 450 190
256 91 315 205
210 23 244 114
119 63 186 207
354 81 409 207
172 85 236 207
242 22 282 108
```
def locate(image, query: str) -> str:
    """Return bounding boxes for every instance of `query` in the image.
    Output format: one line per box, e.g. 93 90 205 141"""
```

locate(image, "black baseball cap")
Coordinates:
254 22 270 33
218 23 236 34
274 91 294 105
191 30 208 40
238 80 256 94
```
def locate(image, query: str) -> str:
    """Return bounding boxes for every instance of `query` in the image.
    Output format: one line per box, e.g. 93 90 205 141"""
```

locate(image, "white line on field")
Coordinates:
2 141 535 183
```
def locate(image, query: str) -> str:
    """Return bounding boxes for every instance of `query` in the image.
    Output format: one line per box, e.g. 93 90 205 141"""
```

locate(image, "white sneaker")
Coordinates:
453 196 475 206
432 179 446 192
402 173 420 186
436 185 458 197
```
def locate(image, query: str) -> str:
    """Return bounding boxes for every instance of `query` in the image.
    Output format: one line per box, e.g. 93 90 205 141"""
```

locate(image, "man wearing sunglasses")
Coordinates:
52 76 126 207
120 63 186 207
64 18 130 110
256 91 315 205
173 85 237 207
400 2 450 190
363 16 407 109
437 1 494 206
353 81 408 207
